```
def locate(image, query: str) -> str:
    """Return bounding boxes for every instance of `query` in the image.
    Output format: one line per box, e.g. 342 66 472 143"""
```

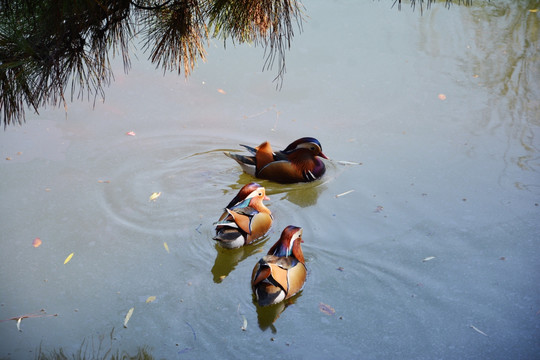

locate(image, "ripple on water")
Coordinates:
95 133 238 237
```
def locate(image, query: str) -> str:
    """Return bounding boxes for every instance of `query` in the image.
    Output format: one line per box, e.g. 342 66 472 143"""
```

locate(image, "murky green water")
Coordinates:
1 1 539 359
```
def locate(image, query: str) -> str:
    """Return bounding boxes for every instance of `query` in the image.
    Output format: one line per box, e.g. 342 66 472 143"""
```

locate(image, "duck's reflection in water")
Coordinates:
254 293 302 333
210 238 268 283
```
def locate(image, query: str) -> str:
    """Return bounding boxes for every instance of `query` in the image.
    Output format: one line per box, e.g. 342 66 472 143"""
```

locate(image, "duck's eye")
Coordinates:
258 192 262 196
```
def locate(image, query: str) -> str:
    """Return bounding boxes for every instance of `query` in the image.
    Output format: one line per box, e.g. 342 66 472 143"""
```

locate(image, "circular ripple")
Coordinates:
95 132 239 237
94 132 339 238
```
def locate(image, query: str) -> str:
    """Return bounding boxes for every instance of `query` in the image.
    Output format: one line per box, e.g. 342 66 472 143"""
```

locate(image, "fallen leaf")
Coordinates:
438 94 447 100
126 131 136 136
217 89 226 94
422 256 436 262
337 160 362 165
470 324 488 337
146 296 156 303
97 180 110 183
529 8 538 13
149 192 161 201
32 238 42 248
319 302 336 316
241 315 247 331
164 242 170 253
16 318 22 332
124 307 134 328
64 252 74 264
374 206 384 213
335 190 355 198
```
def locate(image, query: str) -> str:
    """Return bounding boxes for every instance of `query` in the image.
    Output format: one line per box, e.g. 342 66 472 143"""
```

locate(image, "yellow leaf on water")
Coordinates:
123 307 134 328
422 256 436 262
64 253 74 264
32 238 42 248
149 192 161 201
163 242 170 253
146 296 156 303
16 318 22 332
529 8 538 13
241 315 247 331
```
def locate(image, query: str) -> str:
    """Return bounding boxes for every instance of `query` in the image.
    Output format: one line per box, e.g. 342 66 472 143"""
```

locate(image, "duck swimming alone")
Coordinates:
213 183 273 248
224 137 328 183
251 225 307 306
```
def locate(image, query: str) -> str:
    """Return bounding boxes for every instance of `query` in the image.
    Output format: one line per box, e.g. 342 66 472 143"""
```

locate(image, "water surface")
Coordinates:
1 1 539 359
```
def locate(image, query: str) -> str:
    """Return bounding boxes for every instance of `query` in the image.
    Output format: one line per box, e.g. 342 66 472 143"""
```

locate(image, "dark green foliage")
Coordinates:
395 0 473 12
0 0 473 127
0 0 133 126
0 0 305 127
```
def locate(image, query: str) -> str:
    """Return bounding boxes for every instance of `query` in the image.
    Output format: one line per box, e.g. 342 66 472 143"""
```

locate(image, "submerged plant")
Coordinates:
34 328 154 360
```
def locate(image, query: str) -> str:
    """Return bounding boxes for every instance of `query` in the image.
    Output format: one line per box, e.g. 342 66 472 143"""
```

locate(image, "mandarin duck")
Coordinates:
251 225 307 306
213 182 273 248
224 137 328 183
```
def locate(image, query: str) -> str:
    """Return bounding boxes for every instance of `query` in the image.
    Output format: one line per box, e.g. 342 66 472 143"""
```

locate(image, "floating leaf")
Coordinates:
335 190 354 198
64 252 74 264
374 206 384 213
32 238 42 248
146 296 156 303
319 302 335 316
149 192 161 201
126 131 136 136
124 307 134 328
164 242 170 253
422 256 436 262
529 8 538 13
241 315 247 331
470 324 488 337
337 160 362 165
217 89 226 94
438 93 447 100
16 318 22 332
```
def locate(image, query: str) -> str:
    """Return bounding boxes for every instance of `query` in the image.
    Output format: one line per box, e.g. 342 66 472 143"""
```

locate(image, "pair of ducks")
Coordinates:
213 137 328 307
